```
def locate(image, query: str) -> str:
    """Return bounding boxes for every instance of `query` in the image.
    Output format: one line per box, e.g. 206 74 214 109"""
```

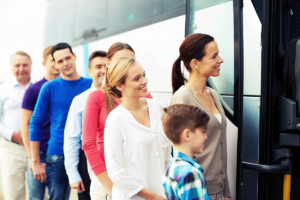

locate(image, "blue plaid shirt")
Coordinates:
162 150 210 200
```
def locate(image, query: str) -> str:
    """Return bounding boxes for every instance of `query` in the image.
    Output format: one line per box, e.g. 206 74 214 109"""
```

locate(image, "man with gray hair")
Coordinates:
0 51 35 200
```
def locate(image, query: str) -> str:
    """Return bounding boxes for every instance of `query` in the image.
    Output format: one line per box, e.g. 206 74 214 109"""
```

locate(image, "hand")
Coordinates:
28 158 33 172
106 185 112 199
71 181 85 193
12 130 23 145
32 162 47 183
224 198 231 200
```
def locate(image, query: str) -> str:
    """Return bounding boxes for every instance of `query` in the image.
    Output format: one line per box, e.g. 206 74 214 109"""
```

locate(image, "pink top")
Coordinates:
82 90 153 175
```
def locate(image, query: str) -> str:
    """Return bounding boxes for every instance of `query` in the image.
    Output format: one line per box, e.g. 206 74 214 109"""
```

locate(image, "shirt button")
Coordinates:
221 172 223 174
221 142 223 145
221 157 223 159
220 126 223 129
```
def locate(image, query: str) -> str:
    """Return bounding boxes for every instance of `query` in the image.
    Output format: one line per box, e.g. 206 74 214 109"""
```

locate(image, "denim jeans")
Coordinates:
27 151 47 200
46 154 70 200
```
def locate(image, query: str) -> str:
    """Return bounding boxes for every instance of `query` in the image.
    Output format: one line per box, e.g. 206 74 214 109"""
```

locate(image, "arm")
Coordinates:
0 87 15 141
64 97 84 193
29 85 50 183
21 109 33 170
82 92 112 193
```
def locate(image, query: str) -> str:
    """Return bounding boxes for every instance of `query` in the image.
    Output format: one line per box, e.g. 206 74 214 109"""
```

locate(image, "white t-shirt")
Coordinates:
104 98 172 200
214 114 222 124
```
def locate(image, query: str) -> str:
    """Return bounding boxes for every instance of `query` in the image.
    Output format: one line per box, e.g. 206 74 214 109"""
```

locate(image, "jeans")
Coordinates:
46 154 70 200
27 151 47 200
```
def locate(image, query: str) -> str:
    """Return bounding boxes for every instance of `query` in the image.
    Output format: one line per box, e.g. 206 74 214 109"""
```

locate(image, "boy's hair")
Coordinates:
51 43 74 60
43 46 54 62
161 104 210 144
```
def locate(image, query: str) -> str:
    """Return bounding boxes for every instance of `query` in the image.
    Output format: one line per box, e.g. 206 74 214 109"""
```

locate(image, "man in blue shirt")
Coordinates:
64 51 107 200
29 43 92 200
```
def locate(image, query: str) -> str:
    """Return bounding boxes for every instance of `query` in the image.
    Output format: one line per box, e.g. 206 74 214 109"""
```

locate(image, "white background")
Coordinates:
0 0 47 84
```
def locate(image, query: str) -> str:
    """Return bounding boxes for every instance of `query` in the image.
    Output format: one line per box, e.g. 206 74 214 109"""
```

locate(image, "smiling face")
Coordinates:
191 41 224 77
88 56 107 88
119 61 148 99
11 54 32 83
53 48 77 77
189 126 207 154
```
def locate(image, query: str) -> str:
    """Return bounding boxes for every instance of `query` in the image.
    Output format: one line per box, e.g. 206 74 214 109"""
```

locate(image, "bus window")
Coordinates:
187 0 235 116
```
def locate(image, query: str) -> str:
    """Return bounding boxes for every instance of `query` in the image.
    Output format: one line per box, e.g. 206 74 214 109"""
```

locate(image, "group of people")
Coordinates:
0 33 231 200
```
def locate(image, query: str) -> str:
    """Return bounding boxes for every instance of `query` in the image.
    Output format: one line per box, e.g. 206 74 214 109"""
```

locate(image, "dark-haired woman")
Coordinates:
82 42 152 200
170 33 231 200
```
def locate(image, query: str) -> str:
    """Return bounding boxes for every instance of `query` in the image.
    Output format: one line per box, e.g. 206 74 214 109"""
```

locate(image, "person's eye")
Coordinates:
143 73 146 77
134 77 139 81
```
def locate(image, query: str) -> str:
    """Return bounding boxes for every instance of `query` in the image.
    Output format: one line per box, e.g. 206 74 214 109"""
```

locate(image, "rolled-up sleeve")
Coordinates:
104 115 144 198
64 97 82 185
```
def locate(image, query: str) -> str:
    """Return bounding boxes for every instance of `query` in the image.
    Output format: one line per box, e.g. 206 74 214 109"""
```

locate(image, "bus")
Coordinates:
43 0 300 199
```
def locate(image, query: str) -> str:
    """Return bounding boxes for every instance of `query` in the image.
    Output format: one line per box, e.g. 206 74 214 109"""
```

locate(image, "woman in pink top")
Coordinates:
82 42 152 200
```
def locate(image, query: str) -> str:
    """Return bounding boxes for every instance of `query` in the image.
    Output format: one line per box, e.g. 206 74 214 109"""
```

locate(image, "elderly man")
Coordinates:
0 51 35 200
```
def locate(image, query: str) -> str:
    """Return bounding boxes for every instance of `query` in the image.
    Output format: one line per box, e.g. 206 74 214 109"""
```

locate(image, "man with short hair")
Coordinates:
64 51 107 200
30 43 92 199
0 51 35 200
21 46 60 200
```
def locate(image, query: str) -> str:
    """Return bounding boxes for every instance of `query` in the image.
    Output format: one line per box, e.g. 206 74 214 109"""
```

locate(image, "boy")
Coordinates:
161 104 210 200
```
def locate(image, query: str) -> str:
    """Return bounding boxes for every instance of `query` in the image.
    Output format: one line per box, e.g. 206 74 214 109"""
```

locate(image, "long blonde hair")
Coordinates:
102 57 136 116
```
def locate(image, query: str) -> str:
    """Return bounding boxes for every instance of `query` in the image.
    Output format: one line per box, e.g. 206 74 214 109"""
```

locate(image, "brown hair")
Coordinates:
107 42 135 61
161 104 210 144
89 51 107 68
43 46 54 62
10 51 32 64
102 57 136 116
172 33 214 94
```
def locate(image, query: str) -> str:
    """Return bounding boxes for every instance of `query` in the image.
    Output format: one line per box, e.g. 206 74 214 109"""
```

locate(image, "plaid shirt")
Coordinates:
162 150 210 200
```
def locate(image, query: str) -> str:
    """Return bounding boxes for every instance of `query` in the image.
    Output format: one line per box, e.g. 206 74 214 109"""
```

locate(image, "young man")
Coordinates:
29 43 92 199
21 46 60 200
161 104 211 200
64 51 107 200
0 51 34 200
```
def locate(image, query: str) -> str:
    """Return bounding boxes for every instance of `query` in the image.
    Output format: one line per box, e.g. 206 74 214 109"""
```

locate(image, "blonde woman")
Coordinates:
82 43 152 200
104 57 172 200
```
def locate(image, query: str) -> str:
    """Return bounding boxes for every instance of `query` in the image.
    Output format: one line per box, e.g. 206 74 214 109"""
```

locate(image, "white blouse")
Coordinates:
104 98 172 200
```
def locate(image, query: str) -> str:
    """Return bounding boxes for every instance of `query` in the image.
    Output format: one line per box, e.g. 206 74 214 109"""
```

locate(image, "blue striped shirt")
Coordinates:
162 150 210 200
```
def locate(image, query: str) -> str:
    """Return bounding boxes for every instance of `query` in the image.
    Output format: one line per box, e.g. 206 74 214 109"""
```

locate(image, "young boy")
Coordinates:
161 104 211 200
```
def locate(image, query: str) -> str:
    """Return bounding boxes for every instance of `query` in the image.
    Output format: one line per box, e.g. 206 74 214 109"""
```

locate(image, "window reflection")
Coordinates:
189 0 234 112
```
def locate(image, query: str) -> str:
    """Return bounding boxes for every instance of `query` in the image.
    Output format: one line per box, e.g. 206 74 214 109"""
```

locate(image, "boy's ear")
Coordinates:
181 129 191 142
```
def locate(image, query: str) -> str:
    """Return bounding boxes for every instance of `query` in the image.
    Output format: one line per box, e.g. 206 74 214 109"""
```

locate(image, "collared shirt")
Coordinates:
104 98 172 200
162 150 210 200
64 84 97 185
0 78 34 141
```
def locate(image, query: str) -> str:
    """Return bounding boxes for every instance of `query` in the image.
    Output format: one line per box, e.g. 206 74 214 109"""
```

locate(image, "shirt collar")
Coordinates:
173 149 204 172
12 77 34 88
90 83 97 91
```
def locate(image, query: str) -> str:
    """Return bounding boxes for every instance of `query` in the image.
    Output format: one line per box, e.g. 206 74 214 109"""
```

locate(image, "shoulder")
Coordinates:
87 89 106 102
74 88 92 102
43 78 60 88
207 87 219 97
170 86 191 105
80 77 93 84
166 158 195 180
0 79 15 90
146 98 164 109
106 106 122 123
